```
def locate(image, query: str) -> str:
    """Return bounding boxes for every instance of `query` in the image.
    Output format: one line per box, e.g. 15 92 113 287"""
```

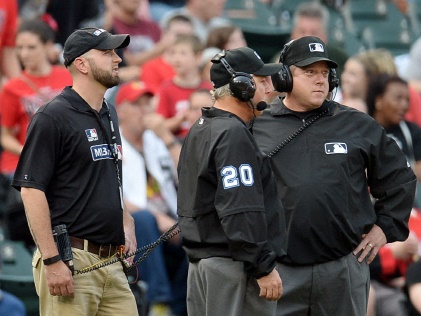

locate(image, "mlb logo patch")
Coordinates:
91 144 113 160
85 129 98 142
309 43 324 53
93 29 105 36
325 142 347 154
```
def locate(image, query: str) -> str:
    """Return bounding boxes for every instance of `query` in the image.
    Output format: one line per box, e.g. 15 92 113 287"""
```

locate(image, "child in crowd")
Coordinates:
155 34 212 139
140 14 194 94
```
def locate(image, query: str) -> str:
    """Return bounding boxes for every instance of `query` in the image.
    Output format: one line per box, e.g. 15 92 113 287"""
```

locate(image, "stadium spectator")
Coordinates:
140 14 194 94
160 0 231 43
155 34 212 139
115 81 187 316
289 1 348 78
1 19 72 248
0 0 21 86
206 25 247 51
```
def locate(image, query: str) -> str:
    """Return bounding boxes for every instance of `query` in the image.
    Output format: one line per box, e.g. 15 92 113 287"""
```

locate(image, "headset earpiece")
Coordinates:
272 41 294 93
271 65 293 93
328 68 339 92
214 50 256 102
229 73 256 102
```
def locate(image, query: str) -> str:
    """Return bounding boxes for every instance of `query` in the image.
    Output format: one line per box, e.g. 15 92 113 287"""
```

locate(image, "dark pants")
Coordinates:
277 252 370 316
187 257 277 316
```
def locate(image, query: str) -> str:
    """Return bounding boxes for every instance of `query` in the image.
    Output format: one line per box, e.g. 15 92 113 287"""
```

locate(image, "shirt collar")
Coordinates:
269 97 333 117
202 106 247 126
61 86 108 114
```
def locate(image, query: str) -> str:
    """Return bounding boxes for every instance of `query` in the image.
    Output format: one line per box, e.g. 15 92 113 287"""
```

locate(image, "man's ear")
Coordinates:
73 56 89 75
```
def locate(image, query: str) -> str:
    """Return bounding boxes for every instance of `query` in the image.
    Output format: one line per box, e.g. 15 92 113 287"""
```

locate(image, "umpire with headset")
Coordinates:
253 36 417 315
177 47 287 316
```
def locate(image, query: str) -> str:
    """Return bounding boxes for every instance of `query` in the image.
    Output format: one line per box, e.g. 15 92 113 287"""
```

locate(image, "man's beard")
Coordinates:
87 58 120 88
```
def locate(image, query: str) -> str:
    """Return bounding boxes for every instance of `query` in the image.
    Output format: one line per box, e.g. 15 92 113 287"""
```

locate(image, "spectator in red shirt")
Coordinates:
1 19 72 176
0 0 21 85
112 0 163 67
0 18 72 248
140 14 194 94
156 34 212 139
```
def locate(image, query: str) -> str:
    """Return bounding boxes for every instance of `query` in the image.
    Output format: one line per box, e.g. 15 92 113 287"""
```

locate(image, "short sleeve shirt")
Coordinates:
12 87 125 245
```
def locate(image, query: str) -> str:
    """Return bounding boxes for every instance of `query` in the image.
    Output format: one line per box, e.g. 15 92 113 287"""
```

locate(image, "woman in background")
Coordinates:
205 25 247 51
366 74 421 316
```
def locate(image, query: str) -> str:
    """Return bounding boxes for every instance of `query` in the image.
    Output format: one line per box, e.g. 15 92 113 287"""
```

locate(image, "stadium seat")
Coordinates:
358 4 415 56
348 0 388 20
0 240 38 316
225 0 290 62
344 0 416 56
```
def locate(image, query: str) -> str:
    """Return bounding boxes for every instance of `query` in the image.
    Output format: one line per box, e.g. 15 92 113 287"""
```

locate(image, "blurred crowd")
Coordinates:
1 0 421 316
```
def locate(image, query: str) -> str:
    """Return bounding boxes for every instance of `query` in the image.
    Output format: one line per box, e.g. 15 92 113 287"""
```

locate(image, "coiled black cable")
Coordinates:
267 109 328 158
73 222 180 275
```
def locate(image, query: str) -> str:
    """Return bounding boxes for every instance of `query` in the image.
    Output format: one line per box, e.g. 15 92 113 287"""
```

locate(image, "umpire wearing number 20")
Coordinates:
177 47 287 316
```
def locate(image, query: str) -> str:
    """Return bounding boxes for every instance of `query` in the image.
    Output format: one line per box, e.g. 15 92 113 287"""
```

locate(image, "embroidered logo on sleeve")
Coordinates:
325 142 348 154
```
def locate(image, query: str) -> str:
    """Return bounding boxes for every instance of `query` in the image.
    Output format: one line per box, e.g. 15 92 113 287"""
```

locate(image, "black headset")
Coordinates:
271 40 339 93
212 51 256 102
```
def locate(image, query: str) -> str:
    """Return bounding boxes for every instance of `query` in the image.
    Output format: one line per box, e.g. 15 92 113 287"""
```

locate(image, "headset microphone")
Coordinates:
255 101 268 111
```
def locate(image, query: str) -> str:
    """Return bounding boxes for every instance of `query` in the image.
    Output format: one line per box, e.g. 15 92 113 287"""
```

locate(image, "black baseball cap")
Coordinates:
63 27 130 67
281 36 338 68
210 47 283 88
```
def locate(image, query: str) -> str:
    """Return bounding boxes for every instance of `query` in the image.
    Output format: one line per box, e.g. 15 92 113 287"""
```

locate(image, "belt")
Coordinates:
69 236 119 258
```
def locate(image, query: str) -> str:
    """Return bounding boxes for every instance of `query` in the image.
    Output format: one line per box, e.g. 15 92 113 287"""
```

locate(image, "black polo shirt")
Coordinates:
12 87 125 245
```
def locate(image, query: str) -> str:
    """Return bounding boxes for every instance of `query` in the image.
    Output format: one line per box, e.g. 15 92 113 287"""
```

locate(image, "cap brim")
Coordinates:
294 57 338 68
253 63 284 76
96 34 130 50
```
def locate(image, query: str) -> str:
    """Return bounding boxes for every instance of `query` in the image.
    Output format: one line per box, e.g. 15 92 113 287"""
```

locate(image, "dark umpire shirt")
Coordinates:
12 87 125 246
253 98 417 265
177 107 287 278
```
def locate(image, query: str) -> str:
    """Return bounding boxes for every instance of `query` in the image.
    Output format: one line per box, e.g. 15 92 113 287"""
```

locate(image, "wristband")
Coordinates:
43 255 61 266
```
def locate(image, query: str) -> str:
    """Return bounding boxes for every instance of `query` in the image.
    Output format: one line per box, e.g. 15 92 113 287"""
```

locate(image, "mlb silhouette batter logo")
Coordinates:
309 43 324 52
85 129 98 142
325 142 347 154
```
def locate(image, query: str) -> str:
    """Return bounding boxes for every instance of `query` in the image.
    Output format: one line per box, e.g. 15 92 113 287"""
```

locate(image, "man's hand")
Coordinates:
45 261 74 297
353 224 387 263
256 268 283 301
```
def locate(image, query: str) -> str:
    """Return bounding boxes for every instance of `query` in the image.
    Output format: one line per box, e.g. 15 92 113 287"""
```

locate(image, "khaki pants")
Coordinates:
32 248 138 316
